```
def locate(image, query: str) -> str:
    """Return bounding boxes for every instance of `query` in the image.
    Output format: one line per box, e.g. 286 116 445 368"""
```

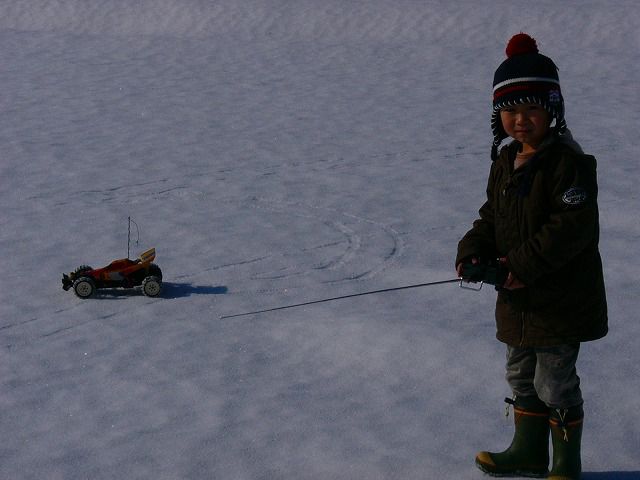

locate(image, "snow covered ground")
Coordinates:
1 1 639 478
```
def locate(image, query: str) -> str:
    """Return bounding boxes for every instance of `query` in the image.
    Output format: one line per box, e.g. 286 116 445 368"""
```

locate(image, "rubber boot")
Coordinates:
548 405 583 480
475 396 550 477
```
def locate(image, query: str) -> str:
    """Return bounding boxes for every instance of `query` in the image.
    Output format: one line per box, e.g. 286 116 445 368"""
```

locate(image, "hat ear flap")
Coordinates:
542 95 567 138
555 116 567 136
491 107 507 159
542 89 566 137
553 101 567 136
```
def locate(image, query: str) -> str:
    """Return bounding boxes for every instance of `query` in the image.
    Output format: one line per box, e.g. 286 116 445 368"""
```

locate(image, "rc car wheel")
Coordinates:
74 265 93 274
73 277 96 298
142 276 162 297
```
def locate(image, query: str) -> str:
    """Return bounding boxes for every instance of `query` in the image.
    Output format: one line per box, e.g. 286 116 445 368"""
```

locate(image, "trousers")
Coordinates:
505 344 583 409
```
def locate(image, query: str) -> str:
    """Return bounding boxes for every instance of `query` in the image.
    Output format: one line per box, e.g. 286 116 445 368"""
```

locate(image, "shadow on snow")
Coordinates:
84 283 228 299
160 282 228 298
582 472 640 480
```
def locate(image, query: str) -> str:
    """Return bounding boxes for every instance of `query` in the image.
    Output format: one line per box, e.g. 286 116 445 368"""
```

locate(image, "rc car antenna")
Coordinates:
127 216 140 259
220 278 461 319
220 261 507 319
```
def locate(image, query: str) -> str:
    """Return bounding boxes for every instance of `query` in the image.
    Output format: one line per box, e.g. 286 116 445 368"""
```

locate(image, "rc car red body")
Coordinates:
62 248 163 298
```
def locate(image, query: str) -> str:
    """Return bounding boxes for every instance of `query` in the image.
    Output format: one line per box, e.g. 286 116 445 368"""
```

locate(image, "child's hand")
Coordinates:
499 257 525 290
456 257 479 278
503 272 526 290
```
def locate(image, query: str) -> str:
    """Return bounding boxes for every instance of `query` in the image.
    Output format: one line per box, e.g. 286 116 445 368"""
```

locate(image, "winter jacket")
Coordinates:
456 134 608 347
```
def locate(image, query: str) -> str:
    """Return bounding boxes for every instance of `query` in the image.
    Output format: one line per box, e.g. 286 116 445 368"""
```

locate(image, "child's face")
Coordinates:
500 103 550 150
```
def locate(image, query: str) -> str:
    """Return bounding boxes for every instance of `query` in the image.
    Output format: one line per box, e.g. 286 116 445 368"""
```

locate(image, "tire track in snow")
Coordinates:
222 196 404 289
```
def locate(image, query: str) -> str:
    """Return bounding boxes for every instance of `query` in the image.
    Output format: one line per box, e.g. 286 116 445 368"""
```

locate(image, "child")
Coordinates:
456 33 608 479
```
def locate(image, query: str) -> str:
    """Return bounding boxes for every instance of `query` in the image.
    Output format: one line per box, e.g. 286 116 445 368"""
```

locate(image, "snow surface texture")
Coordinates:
1 1 639 479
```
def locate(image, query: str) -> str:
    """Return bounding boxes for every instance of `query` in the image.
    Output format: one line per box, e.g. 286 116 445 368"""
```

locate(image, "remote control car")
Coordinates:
62 248 163 298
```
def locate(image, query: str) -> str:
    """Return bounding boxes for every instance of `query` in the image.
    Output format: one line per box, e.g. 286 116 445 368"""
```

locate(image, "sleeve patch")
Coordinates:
562 187 588 205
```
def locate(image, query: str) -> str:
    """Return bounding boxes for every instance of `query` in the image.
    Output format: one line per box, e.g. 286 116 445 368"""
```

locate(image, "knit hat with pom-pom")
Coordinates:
491 33 566 159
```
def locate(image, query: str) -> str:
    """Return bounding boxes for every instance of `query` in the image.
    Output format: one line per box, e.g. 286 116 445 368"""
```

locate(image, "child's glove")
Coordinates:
459 258 509 289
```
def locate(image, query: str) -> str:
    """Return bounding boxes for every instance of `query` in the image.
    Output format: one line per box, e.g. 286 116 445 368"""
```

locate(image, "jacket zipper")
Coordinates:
513 165 526 348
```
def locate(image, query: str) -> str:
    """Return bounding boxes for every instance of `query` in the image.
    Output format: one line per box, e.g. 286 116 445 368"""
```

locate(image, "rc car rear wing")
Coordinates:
138 248 156 265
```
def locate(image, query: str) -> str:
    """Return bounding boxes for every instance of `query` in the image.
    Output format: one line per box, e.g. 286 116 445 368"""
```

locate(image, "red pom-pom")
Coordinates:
506 33 539 57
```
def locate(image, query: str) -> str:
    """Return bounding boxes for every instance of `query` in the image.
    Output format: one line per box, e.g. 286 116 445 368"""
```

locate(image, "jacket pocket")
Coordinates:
495 294 522 345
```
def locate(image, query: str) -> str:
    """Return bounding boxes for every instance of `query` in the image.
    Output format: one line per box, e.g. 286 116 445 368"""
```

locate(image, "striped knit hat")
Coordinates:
491 33 566 159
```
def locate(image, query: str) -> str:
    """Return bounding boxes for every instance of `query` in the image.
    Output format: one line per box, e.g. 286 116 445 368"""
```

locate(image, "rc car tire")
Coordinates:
142 276 162 297
73 277 96 298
